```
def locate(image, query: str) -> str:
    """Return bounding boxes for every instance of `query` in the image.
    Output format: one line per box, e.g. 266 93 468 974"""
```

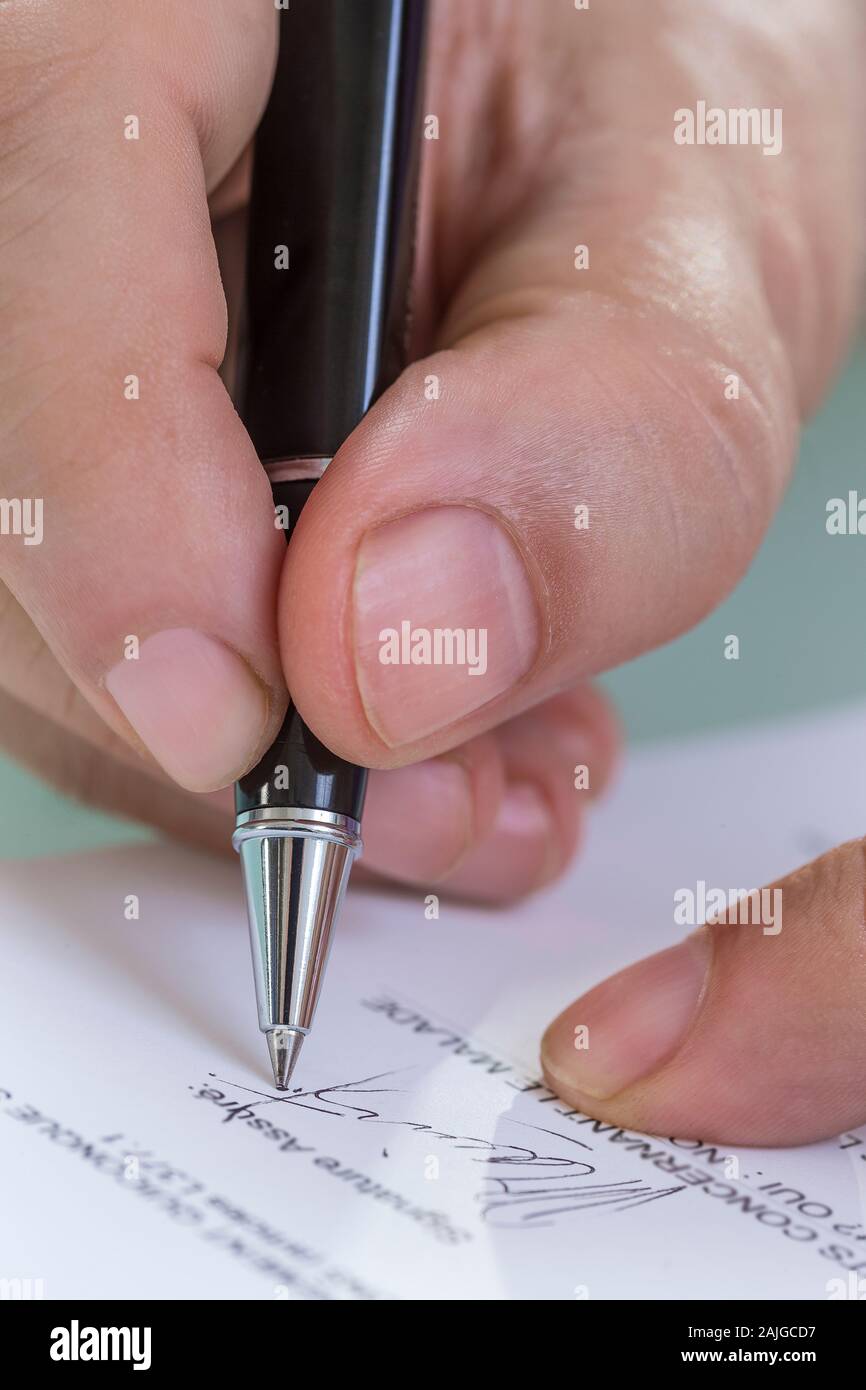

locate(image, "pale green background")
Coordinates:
1 344 864 858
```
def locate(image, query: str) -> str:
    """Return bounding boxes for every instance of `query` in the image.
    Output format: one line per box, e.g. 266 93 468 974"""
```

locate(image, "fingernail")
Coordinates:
106 628 269 792
362 757 473 881
541 931 711 1100
496 781 553 840
354 506 539 746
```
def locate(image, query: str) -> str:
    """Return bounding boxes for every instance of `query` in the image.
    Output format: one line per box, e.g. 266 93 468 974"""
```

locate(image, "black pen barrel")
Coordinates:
231 0 428 1085
234 481 367 822
237 0 427 462
234 0 427 823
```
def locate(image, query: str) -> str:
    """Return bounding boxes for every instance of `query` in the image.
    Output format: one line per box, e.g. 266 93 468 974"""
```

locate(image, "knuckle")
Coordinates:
779 837 866 949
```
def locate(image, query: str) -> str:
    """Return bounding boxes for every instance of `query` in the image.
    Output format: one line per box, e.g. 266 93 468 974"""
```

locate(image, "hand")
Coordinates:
1 2 863 1141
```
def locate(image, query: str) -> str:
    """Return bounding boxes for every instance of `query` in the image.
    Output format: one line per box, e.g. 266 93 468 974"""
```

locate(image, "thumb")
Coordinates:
540 838 866 1145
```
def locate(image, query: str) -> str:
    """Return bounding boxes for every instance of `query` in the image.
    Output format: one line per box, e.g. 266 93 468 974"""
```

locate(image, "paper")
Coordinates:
2 703 866 1301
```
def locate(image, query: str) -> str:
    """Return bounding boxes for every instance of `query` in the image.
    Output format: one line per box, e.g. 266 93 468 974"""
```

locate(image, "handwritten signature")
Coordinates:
201 1070 685 1229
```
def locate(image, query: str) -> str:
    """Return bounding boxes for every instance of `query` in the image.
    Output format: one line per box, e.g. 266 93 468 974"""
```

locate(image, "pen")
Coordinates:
232 0 428 1089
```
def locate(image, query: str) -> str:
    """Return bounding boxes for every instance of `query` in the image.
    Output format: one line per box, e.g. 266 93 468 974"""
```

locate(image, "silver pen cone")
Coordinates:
267 1027 306 1090
233 808 362 1086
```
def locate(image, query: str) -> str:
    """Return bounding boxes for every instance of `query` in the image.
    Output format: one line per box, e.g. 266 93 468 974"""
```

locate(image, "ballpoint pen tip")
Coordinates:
267 1027 305 1090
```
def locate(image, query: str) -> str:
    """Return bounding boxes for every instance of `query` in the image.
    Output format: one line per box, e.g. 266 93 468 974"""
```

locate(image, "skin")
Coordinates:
0 0 864 1144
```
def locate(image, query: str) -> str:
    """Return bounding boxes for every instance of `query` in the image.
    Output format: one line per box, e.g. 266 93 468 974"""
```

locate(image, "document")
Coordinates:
2 704 866 1300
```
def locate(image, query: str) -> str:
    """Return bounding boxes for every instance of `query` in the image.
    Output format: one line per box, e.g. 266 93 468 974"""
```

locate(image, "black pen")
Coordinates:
232 0 427 1088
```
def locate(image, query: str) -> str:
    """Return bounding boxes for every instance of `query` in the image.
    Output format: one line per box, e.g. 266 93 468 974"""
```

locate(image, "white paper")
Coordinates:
2 704 866 1301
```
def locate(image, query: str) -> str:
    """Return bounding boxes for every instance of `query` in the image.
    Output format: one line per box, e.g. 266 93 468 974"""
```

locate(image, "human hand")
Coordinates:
1 1 864 1144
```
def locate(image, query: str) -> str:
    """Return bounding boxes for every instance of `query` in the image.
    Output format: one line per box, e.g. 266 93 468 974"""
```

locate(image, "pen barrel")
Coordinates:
237 0 428 461
235 479 368 822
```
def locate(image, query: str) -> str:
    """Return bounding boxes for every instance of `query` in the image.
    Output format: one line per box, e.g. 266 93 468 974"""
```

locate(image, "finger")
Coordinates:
361 682 619 896
435 686 620 903
279 0 863 770
0 683 233 857
541 839 866 1145
0 588 619 901
0 1 284 793
360 733 505 887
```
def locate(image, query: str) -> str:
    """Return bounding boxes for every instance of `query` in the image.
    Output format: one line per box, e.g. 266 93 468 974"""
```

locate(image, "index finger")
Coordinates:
0 0 287 792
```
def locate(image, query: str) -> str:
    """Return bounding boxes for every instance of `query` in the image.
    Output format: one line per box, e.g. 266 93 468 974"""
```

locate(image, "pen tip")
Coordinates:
267 1027 305 1090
